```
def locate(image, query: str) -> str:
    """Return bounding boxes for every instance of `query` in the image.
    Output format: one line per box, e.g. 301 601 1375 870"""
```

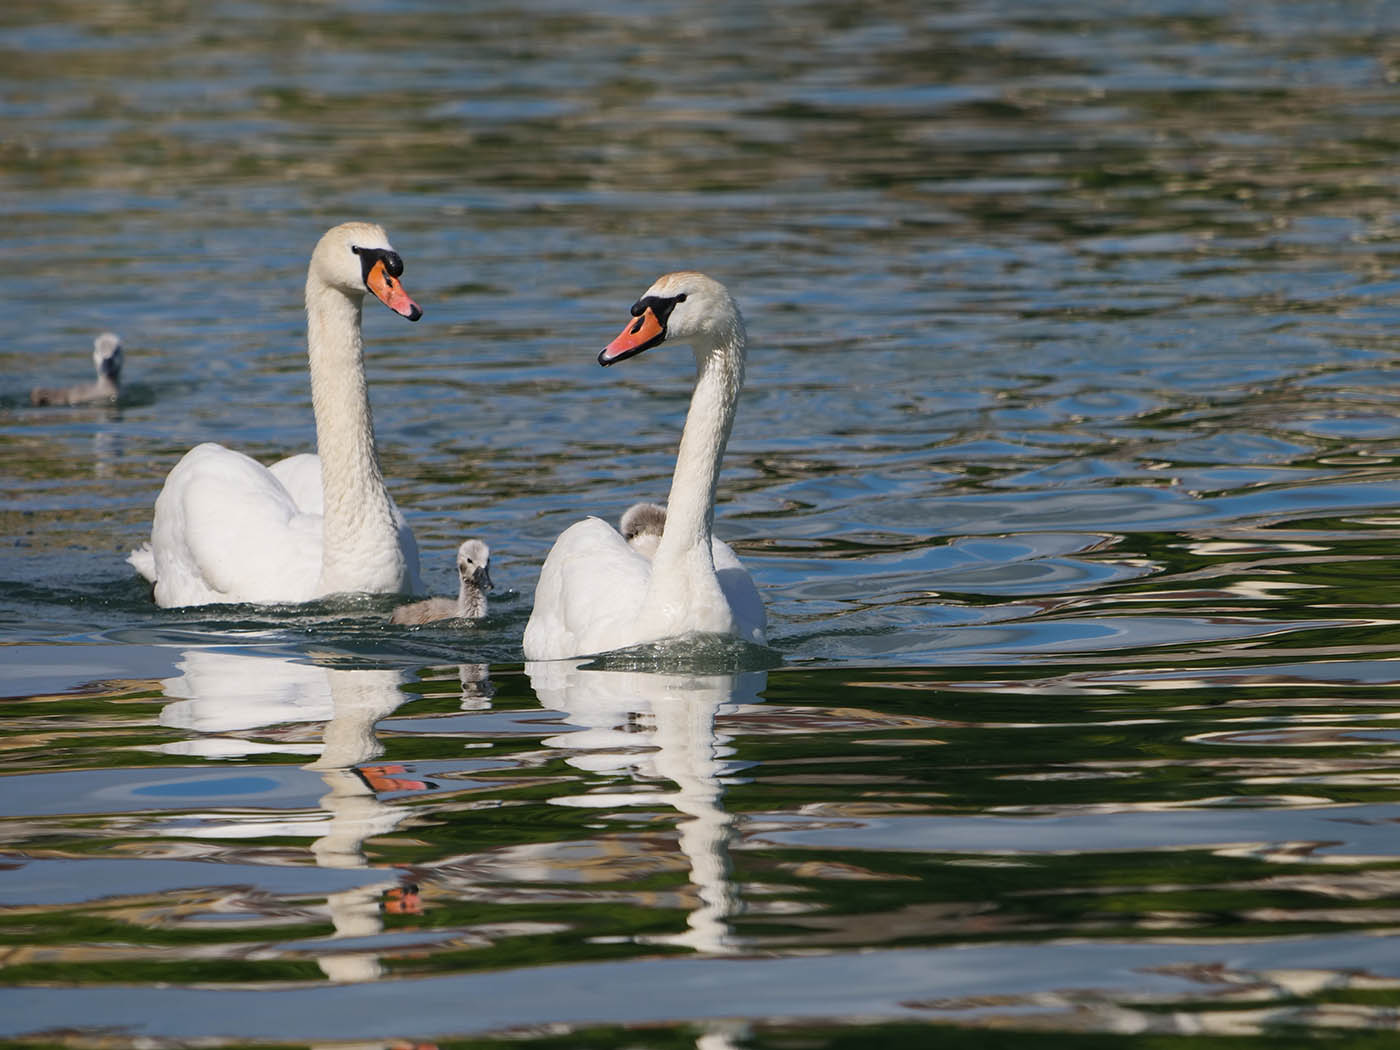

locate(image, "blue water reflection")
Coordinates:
6 0 1400 1044
529 661 765 955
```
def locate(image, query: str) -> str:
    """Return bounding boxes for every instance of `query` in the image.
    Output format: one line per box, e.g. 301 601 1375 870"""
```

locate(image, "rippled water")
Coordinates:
5 1 1400 1046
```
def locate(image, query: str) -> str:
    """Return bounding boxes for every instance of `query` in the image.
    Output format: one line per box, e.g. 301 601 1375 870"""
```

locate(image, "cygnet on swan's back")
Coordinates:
390 539 492 625
619 502 667 559
31 332 123 406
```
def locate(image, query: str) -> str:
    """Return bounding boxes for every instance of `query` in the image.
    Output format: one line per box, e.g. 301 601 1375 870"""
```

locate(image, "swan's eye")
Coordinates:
352 246 405 281
634 294 685 328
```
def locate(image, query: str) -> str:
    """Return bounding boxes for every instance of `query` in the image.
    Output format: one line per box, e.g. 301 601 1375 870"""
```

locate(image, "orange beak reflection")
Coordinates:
599 306 665 365
366 258 422 321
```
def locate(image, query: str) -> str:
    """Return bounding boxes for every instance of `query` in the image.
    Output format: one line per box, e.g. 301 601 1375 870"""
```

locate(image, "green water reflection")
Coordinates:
6 0 1400 1045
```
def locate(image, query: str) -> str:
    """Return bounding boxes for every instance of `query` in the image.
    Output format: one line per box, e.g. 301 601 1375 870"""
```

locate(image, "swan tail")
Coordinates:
127 542 157 583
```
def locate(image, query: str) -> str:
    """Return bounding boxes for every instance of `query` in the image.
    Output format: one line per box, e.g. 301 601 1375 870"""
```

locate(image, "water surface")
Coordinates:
5 1 1400 1047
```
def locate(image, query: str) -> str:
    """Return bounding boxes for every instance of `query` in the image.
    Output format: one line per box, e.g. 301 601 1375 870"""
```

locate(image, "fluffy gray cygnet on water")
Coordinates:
390 539 491 625
31 332 123 406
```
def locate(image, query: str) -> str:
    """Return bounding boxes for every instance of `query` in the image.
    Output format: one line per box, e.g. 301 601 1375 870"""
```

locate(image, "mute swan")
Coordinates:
128 222 424 607
523 272 766 660
621 501 667 559
31 332 123 405
390 539 491 624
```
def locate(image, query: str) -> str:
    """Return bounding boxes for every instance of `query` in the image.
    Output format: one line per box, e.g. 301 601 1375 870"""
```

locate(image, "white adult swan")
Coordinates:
129 222 424 608
523 272 765 659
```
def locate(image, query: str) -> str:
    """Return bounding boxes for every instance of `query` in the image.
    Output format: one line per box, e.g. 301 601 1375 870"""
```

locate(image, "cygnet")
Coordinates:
390 539 491 625
31 332 123 406
619 502 667 559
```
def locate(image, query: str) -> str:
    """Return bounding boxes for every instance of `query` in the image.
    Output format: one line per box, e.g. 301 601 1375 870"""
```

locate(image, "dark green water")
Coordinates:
5 1 1400 1046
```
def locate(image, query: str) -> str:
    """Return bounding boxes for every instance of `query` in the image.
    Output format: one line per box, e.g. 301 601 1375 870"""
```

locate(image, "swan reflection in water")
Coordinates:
527 659 766 957
151 648 752 1046
156 648 441 983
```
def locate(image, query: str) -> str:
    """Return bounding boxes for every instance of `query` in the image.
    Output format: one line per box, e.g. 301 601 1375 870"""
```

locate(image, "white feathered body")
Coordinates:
523 272 766 660
132 444 419 607
129 222 422 608
524 515 763 659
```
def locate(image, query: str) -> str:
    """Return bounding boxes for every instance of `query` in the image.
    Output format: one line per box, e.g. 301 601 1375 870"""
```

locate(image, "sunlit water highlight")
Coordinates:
5 2 1400 1047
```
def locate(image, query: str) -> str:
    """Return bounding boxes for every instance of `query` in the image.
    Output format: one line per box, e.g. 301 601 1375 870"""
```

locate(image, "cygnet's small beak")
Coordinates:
366 258 422 321
599 306 665 366
461 565 492 591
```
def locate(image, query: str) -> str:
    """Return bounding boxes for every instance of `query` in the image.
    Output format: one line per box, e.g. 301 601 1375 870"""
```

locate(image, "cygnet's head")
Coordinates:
620 502 666 541
309 221 422 321
598 271 740 366
93 332 123 381
456 539 492 591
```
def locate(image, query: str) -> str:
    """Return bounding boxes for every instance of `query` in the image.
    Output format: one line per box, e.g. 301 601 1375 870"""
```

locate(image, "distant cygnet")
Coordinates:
620 502 667 559
390 539 492 625
31 332 123 406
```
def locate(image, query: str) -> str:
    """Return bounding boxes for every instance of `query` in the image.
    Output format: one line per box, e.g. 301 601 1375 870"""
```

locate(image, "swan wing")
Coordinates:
127 542 156 583
146 443 323 607
267 451 421 592
268 453 324 514
523 517 652 660
392 501 424 594
713 537 767 645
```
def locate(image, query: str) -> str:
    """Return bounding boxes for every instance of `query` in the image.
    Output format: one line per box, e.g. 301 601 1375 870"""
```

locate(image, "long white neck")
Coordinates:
640 326 745 631
305 279 404 594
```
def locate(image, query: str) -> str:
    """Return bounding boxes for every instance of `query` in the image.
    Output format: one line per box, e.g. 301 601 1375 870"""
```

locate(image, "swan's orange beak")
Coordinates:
599 306 665 366
367 258 422 321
